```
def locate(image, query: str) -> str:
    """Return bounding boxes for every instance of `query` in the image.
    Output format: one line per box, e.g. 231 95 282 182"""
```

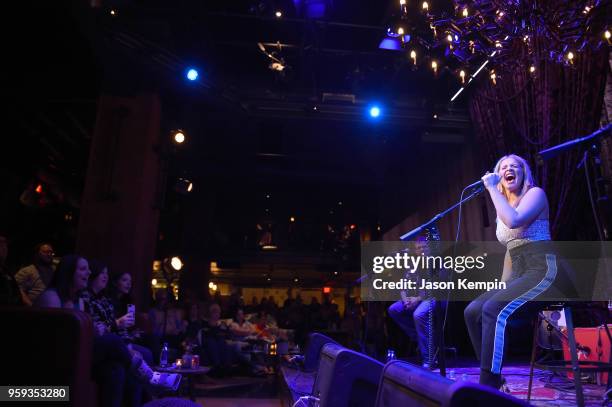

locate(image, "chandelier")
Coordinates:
381 0 610 97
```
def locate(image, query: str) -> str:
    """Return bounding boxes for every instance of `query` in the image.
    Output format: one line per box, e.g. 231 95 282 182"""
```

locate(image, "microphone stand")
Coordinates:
399 184 485 378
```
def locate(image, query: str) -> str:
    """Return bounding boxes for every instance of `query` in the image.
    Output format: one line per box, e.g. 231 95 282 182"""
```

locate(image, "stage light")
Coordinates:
410 50 417 64
495 40 502 48
566 51 574 61
110 9 117 16
35 184 43 194
605 30 611 40
151 279 157 286
275 10 282 18
290 216 295 222
175 178 193 194
323 287 331 293
459 70 466 83
462 8 468 17
422 1 429 11
186 68 199 81
368 105 381 118
433 114 438 119
294 278 299 282
208 282 214 289
399 0 406 5
529 65 536 73
447 34 453 42
397 27 405 36
173 130 185 144
431 60 438 73
490 70 497 85
170 256 183 271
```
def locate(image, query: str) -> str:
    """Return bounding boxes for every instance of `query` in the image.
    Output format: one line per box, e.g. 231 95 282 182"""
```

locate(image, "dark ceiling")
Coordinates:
2 0 472 283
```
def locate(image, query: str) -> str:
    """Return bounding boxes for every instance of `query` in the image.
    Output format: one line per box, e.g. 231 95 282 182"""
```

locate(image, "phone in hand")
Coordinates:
127 304 136 319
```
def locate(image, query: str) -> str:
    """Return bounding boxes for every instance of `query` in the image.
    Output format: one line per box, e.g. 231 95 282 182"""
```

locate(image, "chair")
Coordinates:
1 306 97 406
527 304 612 407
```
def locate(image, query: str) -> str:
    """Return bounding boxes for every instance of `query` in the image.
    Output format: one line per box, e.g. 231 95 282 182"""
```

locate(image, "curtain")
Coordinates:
468 49 609 238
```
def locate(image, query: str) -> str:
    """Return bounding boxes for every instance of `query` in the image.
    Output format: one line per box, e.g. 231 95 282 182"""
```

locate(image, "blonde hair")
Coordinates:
493 154 535 200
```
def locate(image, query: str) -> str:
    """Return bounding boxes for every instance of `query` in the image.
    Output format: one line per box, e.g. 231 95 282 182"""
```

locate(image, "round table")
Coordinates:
155 365 211 401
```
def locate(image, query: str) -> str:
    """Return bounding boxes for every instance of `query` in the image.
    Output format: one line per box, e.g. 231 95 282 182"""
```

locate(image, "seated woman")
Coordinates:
36 254 180 406
86 260 153 365
198 303 268 377
229 308 256 341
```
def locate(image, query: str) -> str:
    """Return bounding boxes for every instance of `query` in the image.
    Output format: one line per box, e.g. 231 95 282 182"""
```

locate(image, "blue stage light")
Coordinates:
369 105 381 118
186 68 199 81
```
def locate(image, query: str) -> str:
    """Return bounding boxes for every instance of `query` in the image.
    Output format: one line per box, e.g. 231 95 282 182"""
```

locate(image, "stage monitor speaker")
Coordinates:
303 332 339 372
375 360 453 407
312 343 384 407
445 381 530 407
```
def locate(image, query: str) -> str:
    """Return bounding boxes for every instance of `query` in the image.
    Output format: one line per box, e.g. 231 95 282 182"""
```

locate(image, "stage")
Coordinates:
436 364 608 406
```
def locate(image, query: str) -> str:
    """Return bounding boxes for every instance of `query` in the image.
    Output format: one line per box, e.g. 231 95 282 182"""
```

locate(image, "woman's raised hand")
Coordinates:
481 171 501 189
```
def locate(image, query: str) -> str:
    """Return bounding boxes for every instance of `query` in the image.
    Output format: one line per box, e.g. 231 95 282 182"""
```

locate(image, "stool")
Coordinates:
527 305 612 407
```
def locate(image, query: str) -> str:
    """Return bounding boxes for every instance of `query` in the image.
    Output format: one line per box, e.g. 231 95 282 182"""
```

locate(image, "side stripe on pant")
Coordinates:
490 254 557 373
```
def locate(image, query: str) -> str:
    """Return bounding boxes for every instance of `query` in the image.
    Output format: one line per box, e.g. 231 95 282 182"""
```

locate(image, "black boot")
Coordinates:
479 369 503 389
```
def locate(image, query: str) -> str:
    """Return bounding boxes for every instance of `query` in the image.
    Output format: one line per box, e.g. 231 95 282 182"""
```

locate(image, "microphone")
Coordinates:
465 179 484 190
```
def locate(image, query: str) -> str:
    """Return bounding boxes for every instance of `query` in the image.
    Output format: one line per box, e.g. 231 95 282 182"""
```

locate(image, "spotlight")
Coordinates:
490 70 497 85
447 34 453 42
170 256 183 271
173 130 186 144
110 9 117 16
399 0 406 5
151 279 157 286
275 10 282 18
294 278 299 282
462 7 468 17
422 1 429 11
175 178 193 194
397 27 405 36
186 68 199 81
410 50 417 64
566 51 574 61
368 105 381 118
431 60 438 73
529 65 536 73
459 70 466 83
605 30 611 40
290 216 296 222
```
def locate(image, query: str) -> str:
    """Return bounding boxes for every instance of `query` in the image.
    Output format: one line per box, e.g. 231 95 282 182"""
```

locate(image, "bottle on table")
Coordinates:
160 342 169 367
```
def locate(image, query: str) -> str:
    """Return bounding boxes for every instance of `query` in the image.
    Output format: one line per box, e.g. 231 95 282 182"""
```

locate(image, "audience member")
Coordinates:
0 234 24 305
15 242 55 305
36 255 180 406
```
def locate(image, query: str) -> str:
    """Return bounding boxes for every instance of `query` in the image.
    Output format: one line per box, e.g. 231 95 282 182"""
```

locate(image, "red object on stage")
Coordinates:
562 325 611 384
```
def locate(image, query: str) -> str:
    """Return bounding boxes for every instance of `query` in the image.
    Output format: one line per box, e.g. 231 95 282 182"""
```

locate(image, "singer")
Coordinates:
463 154 561 389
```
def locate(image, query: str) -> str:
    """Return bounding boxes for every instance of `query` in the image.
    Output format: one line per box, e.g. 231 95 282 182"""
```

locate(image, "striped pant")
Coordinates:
464 242 560 375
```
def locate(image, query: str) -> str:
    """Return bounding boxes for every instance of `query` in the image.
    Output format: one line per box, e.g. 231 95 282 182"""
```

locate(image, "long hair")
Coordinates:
50 254 85 302
88 259 108 294
493 154 536 200
109 271 133 313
